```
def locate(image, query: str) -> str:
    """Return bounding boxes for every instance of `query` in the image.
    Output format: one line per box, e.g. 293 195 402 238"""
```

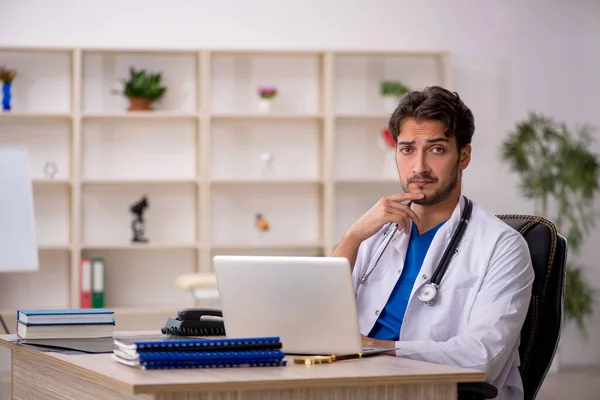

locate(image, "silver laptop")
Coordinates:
213 255 363 355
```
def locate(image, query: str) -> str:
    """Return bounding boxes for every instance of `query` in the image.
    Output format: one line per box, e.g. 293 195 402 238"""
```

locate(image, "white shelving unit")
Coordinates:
0 47 451 330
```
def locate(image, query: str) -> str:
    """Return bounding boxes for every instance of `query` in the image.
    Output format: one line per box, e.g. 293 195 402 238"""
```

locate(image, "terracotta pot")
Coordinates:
127 97 152 111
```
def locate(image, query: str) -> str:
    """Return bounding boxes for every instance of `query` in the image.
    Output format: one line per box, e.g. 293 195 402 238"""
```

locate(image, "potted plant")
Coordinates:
500 112 599 353
380 80 410 113
257 86 277 113
120 67 167 111
0 66 17 111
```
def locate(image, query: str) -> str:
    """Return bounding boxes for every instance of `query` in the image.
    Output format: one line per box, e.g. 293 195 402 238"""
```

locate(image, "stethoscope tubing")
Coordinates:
356 196 473 305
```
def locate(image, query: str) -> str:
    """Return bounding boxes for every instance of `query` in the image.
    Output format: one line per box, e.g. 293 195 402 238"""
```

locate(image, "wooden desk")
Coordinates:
0 331 484 400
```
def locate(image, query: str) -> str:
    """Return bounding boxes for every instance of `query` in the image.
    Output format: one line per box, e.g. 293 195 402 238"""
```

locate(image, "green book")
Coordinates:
92 257 105 308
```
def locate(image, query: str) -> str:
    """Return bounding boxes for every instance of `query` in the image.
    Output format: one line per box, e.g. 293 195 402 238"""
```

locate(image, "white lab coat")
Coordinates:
352 196 535 400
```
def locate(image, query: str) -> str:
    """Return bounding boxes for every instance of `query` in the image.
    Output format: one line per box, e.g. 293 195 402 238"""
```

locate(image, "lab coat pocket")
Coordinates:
429 287 473 340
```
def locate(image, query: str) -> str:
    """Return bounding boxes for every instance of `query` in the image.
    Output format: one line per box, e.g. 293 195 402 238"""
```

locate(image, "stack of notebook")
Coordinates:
16 308 115 339
112 336 287 369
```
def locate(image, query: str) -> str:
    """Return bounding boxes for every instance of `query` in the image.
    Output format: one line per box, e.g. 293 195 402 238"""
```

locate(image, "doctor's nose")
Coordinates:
412 153 431 175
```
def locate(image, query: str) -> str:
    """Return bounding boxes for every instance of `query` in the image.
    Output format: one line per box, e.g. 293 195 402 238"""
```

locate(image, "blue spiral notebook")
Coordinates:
112 350 287 369
112 355 287 369
112 336 287 369
114 336 282 353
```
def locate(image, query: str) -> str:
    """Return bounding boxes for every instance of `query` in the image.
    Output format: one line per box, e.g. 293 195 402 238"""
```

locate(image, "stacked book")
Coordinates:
16 308 115 339
112 336 286 369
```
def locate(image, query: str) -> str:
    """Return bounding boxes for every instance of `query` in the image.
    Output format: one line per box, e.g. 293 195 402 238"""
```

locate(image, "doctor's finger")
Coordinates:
384 212 411 234
386 201 421 224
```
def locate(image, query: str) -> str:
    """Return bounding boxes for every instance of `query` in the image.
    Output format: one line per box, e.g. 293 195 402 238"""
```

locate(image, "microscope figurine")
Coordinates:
130 196 149 243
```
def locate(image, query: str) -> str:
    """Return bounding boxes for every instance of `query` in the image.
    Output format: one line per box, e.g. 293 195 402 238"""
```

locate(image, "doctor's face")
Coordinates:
396 118 471 206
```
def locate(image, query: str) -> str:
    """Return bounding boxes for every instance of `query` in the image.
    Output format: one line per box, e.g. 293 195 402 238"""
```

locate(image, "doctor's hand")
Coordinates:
348 192 424 240
361 335 397 356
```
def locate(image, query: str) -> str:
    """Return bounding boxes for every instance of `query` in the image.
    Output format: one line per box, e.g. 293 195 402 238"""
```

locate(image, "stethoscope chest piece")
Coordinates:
418 283 439 306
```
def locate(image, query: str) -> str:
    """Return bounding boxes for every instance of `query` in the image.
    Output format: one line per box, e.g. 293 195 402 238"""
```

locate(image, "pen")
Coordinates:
293 348 398 365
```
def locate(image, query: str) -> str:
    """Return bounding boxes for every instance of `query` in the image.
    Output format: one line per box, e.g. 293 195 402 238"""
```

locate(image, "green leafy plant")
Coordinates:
380 80 410 97
122 67 166 102
501 112 600 337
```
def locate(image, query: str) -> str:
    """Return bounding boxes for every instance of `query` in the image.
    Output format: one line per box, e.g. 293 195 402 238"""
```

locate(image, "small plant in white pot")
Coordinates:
380 80 410 113
257 86 277 113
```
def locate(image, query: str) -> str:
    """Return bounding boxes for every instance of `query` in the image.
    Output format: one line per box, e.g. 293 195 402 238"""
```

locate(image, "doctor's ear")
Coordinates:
459 144 471 169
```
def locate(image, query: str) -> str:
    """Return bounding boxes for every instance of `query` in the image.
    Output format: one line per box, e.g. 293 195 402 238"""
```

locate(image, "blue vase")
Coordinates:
2 82 12 111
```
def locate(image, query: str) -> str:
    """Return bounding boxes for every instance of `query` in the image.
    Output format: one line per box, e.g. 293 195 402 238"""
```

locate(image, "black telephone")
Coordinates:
161 308 226 337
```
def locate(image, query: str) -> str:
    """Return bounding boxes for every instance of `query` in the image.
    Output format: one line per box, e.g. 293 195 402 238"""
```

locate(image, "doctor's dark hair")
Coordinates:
388 86 475 150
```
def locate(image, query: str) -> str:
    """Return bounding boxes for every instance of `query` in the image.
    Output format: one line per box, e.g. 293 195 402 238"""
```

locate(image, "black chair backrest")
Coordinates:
496 215 567 400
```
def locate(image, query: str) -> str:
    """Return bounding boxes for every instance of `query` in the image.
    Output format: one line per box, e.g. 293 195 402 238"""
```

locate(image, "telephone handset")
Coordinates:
161 308 226 337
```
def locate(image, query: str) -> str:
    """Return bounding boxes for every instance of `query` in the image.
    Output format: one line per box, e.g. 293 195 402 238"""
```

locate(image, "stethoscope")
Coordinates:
356 195 473 306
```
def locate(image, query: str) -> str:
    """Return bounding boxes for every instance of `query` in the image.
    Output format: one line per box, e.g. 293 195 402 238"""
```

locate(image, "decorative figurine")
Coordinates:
260 151 275 178
0 66 17 112
130 196 149 243
43 161 58 179
260 151 274 165
255 213 270 232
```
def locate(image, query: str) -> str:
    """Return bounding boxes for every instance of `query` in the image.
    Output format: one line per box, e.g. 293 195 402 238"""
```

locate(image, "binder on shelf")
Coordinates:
92 257 105 308
80 258 92 308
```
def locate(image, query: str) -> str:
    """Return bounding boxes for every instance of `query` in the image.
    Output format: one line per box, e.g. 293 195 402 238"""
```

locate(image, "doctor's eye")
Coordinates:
398 147 412 154
431 146 445 154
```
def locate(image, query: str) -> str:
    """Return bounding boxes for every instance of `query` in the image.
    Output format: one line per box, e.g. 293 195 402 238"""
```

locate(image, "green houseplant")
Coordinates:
500 112 600 336
121 67 167 111
380 80 411 113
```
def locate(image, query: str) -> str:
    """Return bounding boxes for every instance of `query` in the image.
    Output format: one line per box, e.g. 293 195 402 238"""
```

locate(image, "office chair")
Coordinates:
457 215 568 400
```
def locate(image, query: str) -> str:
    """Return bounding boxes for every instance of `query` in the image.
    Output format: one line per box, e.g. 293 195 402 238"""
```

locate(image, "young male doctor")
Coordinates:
333 86 534 400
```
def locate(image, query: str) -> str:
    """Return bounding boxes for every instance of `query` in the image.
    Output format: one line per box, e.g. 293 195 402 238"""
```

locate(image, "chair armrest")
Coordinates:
457 382 499 399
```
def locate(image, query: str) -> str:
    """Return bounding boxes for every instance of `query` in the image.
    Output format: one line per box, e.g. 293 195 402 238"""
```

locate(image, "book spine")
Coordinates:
92 258 105 308
80 258 92 308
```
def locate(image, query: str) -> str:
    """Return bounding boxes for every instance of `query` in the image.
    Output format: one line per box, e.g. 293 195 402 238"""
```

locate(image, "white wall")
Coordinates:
1 0 600 367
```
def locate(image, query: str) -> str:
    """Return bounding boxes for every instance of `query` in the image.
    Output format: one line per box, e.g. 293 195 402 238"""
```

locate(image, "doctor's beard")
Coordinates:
400 160 460 206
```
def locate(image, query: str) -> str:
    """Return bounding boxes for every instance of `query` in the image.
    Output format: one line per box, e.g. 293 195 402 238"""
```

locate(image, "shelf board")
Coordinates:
81 243 198 250
38 244 71 251
211 243 324 251
209 49 325 56
33 179 72 185
335 113 391 120
0 112 71 120
333 50 449 58
211 179 323 185
81 178 198 185
81 112 198 119
336 179 400 185
111 305 187 315
82 48 199 55
210 113 323 120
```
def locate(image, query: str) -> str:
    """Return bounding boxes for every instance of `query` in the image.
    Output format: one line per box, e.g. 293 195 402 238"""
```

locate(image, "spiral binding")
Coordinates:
140 359 287 369
139 350 285 362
